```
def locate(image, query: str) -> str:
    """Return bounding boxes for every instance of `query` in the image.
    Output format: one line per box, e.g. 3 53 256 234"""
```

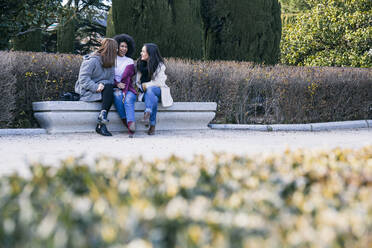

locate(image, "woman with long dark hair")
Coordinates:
136 43 173 135
112 34 136 137
75 38 117 136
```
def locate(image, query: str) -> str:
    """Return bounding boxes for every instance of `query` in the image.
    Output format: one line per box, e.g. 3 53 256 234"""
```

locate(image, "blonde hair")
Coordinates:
96 38 118 68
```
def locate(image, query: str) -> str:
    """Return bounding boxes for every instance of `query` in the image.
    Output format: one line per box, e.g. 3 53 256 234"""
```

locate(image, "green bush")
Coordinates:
0 51 371 128
1 147 371 247
280 0 372 67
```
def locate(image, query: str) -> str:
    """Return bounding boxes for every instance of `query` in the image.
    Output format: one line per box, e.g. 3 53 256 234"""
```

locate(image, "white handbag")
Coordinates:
161 86 173 107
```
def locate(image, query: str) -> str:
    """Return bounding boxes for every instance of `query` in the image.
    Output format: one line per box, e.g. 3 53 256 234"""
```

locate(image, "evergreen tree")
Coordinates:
111 0 281 63
201 0 281 63
57 18 75 53
13 30 42 52
111 0 203 59
106 8 115 38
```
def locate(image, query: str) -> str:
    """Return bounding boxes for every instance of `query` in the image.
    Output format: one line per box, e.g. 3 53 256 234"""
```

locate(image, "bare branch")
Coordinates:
15 27 42 37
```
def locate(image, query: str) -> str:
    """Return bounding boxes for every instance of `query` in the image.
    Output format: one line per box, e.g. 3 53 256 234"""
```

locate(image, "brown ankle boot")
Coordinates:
128 121 135 133
147 125 155 135
143 112 150 122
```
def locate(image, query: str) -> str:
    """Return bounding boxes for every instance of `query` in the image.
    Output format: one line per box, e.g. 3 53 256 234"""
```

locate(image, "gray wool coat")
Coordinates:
75 54 115 102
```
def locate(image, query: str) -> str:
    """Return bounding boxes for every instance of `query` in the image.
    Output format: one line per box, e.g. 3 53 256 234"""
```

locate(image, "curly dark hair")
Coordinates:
113 34 135 58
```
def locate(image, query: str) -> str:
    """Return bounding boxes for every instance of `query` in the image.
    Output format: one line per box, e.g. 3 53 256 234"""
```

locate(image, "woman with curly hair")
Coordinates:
75 38 117 136
112 34 137 137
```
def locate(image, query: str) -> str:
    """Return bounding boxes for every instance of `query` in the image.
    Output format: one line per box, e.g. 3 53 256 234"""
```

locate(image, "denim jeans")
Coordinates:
113 90 136 122
144 86 161 126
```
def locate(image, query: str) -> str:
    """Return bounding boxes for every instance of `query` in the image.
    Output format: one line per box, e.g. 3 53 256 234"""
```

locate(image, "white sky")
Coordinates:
62 0 111 6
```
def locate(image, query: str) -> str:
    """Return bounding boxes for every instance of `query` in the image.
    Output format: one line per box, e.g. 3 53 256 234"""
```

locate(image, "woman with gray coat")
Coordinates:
75 38 117 136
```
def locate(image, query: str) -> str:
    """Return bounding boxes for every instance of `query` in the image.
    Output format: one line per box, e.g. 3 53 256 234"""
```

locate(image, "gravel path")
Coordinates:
1 129 371 177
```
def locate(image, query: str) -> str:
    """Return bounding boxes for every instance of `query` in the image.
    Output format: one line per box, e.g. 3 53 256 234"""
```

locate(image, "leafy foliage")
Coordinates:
59 0 111 54
0 147 371 247
0 0 111 53
279 0 310 13
280 0 372 67
278 0 311 24
0 0 62 50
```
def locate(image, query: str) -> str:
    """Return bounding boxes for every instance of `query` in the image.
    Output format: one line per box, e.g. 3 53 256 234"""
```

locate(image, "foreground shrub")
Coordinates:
1 147 371 247
0 51 371 128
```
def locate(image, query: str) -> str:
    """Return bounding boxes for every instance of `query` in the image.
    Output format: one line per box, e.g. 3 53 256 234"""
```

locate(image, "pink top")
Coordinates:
114 63 136 95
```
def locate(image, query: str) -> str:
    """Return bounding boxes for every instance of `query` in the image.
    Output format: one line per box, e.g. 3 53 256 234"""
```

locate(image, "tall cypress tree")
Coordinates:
106 8 116 38
201 0 281 63
111 0 281 63
57 18 75 53
13 30 42 52
112 0 203 59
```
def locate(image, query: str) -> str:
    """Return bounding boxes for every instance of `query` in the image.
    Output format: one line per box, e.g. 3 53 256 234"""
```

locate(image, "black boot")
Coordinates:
96 123 112 136
97 110 109 124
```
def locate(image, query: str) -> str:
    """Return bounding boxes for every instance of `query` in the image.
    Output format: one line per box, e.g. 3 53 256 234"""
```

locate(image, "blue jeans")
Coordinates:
144 86 161 126
113 90 136 122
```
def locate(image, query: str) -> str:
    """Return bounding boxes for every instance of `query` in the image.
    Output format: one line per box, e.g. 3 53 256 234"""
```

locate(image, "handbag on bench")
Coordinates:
59 92 80 101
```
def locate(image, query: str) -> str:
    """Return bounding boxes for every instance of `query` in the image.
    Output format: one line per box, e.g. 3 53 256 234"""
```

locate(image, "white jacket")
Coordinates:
135 63 173 107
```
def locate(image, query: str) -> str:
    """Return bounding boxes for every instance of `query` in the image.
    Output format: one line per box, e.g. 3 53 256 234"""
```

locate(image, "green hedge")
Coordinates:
0 51 371 128
1 147 371 247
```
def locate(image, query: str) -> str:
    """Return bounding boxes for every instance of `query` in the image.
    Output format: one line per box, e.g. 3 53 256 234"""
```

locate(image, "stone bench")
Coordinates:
32 101 217 134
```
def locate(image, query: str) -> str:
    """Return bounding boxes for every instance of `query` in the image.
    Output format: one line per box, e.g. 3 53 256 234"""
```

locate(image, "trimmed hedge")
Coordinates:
0 51 371 128
0 51 81 128
1 147 371 247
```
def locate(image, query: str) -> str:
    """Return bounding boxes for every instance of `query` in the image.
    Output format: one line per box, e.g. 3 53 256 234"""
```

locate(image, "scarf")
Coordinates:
139 60 151 83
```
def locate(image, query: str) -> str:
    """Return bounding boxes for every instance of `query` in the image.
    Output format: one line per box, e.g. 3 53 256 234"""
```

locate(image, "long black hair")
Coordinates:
113 33 135 58
137 43 164 79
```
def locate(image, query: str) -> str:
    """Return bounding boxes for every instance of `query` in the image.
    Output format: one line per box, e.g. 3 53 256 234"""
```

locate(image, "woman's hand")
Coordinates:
142 83 148 92
117 83 125 89
96 83 105 92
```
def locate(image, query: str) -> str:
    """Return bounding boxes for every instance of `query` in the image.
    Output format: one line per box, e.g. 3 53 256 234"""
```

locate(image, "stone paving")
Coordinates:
1 129 371 177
